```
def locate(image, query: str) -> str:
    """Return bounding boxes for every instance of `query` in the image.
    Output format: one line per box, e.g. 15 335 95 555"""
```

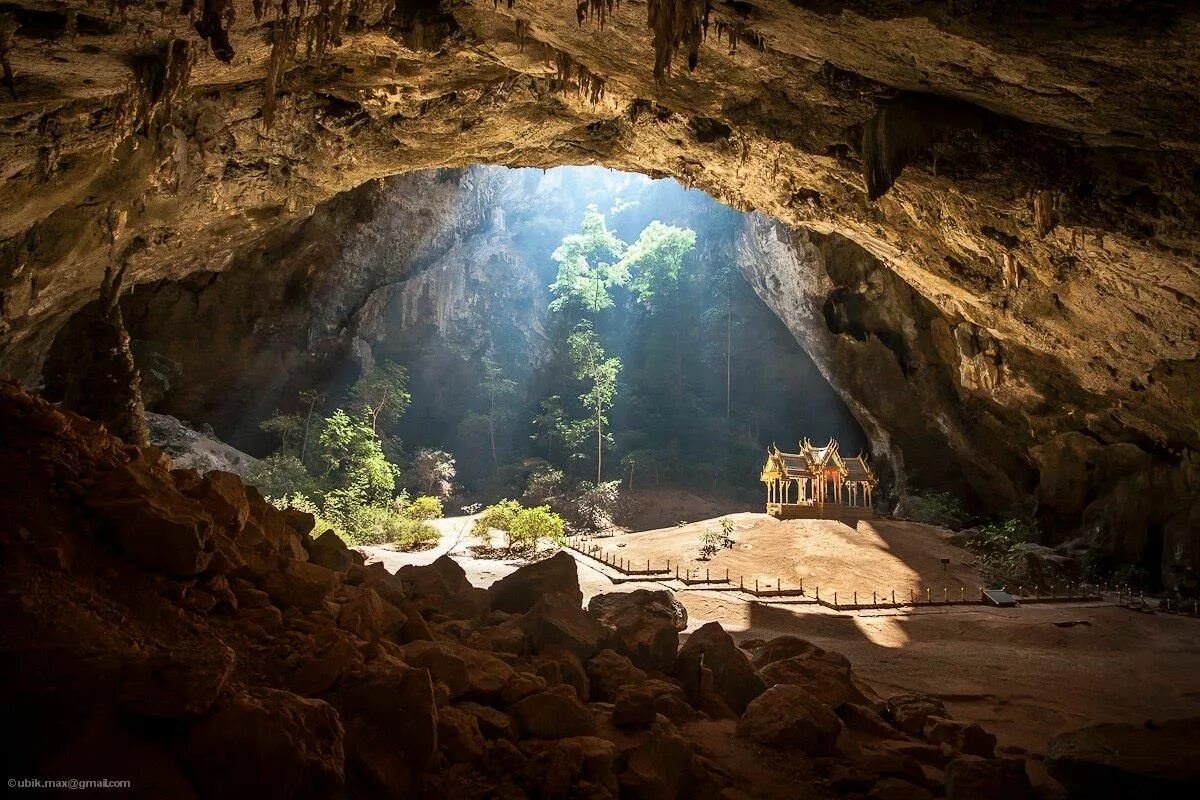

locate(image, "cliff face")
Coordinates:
1 1 1198 584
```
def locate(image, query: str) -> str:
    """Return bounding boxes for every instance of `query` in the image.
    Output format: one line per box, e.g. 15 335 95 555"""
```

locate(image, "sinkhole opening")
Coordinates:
44 165 868 537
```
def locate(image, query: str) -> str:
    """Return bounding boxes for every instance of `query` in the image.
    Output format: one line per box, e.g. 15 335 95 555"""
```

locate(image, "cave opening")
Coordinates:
44 165 868 535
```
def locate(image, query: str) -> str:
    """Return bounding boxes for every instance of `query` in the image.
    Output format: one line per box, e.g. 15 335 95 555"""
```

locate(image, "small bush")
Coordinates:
699 527 721 560
246 454 315 500
961 518 1039 586
719 517 735 548
572 480 623 531
522 466 565 505
472 499 522 549
509 505 567 552
905 492 965 529
404 495 444 521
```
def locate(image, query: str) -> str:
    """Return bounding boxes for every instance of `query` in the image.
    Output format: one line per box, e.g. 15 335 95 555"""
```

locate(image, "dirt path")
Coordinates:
364 515 1200 756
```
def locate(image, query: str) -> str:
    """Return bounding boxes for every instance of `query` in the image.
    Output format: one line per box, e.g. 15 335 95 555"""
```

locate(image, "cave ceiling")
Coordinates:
1 0 1198 481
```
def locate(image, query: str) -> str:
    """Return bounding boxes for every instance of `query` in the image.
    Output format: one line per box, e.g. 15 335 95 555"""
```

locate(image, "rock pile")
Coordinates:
2 381 1184 798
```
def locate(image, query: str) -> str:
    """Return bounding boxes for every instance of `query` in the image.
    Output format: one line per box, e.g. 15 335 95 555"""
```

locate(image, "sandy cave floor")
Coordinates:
364 514 1200 757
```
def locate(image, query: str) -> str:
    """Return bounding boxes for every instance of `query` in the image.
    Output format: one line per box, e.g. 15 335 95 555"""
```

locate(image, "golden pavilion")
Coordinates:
760 438 877 518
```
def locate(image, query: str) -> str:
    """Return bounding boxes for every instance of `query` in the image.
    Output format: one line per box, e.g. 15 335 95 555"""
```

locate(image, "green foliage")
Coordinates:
719 516 735 548
568 320 621 482
407 448 456 498
245 454 315 500
530 395 566 460
905 492 966 529
472 499 522 549
548 205 628 313
350 361 412 435
699 527 721 559
959 518 1039 586
571 480 623 531
523 466 565 505
508 505 567 551
260 412 305 455
620 221 697 305
317 408 396 506
404 495 444 521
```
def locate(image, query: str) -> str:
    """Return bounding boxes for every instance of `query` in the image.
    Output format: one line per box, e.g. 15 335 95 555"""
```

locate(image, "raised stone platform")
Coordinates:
766 503 876 522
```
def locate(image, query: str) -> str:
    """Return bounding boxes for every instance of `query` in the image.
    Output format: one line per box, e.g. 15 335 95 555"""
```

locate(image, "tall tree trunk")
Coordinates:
725 298 732 420
489 393 498 474
596 401 603 484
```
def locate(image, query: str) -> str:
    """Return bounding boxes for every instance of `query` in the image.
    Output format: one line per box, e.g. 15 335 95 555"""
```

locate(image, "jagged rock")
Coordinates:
759 652 858 709
587 589 686 673
457 701 519 741
612 680 693 729
185 687 345 800
118 642 235 718
924 717 997 758
399 639 514 700
288 637 362 697
510 685 597 739
87 461 214 576
263 559 339 611
750 635 838 670
473 619 527 654
535 643 591 701
438 705 488 763
330 661 438 798
336 586 406 642
488 551 582 613
181 470 250 534
945 755 1032 800
617 719 696 800
1045 718 1200 798
523 736 619 799
398 554 472 599
674 621 766 715
523 593 612 661
354 562 407 607
869 777 934 800
309 530 354 572
397 603 434 642
840 703 903 739
502 670 549 705
737 685 843 754
887 693 948 737
586 648 649 701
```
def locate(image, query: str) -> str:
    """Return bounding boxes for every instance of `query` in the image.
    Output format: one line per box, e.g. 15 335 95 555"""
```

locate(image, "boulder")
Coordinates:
249 497 309 561
118 642 235 718
523 736 619 799
336 586 405 641
263 559 339 611
488 551 582 613
534 643 591 700
869 777 933 800
1046 718 1200 799
1012 542 1083 586
736 684 843 754
522 593 612 660
586 648 648 701
945 755 1032 800
288 637 362 697
185 688 345 800
759 653 856 708
840 703 903 739
618 719 695 800
182 470 250 534
456 701 519 741
330 661 438 799
510 685 597 739
674 621 766 714
587 589 686 672
502 670 549 705
924 716 996 758
397 554 472 599
308 529 354 572
399 640 514 700
612 680 692 729
88 462 214 576
355 562 407 607
750 635 836 670
437 705 487 763
887 693 948 736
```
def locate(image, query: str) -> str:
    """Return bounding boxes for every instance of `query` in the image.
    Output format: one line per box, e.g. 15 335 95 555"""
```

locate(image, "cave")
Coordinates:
2 2 1199 798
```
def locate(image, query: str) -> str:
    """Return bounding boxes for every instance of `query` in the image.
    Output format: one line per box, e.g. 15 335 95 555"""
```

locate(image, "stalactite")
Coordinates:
194 0 235 63
1034 189 1059 238
0 13 19 101
515 18 529 50
647 0 708 80
115 38 194 146
553 50 606 106
712 19 763 53
263 17 301 130
577 0 618 28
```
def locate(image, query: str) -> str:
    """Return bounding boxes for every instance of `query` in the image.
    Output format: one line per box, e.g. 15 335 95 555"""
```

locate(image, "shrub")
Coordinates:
472 499 522 548
404 495 444 521
905 492 965 529
246 454 315 500
961 518 1039 586
522 466 565 505
699 527 721 559
392 516 440 549
719 516 735 548
509 505 567 552
572 479 623 531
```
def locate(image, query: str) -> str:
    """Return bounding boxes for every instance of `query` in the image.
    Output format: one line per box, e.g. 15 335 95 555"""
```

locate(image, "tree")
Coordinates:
548 204 628 313
620 221 696 306
701 264 742 421
509 505 567 551
350 361 411 435
530 395 566 462
408 448 456 498
317 408 395 507
260 411 305 455
568 320 621 484
480 357 517 473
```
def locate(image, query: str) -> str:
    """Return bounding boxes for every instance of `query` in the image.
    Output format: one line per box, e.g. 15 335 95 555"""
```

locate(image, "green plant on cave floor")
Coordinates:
905 491 966 529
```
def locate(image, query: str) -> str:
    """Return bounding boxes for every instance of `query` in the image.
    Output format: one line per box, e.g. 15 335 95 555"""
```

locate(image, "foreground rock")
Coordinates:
587 589 687 673
675 621 766 715
487 551 583 613
1046 718 1200 798
737 685 843 754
